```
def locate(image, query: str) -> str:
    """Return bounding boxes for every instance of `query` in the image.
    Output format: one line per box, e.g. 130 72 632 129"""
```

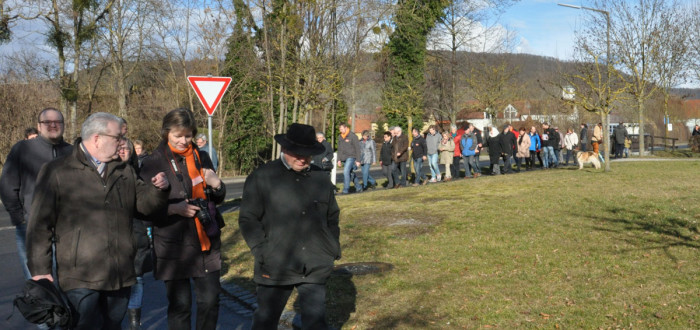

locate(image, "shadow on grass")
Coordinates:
586 205 699 260
324 273 357 329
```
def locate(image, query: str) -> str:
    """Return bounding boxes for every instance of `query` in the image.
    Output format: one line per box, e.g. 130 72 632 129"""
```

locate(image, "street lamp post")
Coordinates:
559 3 613 167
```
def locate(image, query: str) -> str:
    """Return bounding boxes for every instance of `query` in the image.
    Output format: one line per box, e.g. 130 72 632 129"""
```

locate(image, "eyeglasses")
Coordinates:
38 120 64 126
100 133 123 142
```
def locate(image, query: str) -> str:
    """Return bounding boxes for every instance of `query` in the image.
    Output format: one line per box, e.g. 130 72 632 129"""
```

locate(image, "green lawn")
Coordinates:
220 161 700 328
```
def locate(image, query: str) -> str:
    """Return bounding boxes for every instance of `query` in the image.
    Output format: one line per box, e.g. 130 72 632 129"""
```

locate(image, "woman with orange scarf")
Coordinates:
140 108 226 330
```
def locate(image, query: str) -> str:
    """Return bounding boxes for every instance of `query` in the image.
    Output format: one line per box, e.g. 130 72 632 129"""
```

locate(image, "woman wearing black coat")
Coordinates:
484 127 503 175
139 108 226 330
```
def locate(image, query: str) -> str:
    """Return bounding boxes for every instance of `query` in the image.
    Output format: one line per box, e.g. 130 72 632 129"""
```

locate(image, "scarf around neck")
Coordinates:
169 142 211 251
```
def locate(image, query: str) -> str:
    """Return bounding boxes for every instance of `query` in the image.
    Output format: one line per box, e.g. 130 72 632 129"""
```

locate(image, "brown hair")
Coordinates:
161 108 198 141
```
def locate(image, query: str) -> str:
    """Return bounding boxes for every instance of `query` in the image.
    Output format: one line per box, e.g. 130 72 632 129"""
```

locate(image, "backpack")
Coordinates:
12 279 75 328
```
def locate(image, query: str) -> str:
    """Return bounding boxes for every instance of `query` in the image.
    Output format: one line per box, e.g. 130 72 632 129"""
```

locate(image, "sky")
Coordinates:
500 0 588 60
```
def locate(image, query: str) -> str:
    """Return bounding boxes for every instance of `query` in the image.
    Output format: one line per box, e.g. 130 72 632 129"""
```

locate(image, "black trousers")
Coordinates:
451 156 461 178
253 283 328 330
164 271 221 330
65 287 130 330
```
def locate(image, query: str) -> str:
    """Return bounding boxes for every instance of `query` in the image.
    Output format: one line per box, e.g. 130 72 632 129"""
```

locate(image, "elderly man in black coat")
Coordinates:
239 123 341 330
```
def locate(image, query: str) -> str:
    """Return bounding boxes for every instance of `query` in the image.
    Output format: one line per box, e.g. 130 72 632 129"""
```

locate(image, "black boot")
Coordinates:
128 308 141 330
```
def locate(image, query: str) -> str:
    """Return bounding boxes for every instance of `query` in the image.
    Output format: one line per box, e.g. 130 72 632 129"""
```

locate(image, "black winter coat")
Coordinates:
311 140 334 171
411 135 427 159
0 136 72 226
541 128 559 147
139 141 226 281
485 135 503 164
239 159 341 286
500 131 517 154
380 141 393 164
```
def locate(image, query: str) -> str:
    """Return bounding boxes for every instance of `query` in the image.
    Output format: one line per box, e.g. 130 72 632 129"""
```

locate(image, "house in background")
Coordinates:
683 99 700 133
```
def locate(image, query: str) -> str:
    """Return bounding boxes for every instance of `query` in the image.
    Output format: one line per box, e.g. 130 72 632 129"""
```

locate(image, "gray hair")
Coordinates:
450 124 457 130
195 133 207 142
316 132 325 138
81 112 122 138
394 126 402 133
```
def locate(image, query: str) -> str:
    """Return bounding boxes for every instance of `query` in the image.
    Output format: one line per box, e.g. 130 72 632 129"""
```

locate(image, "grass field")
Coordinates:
220 161 700 329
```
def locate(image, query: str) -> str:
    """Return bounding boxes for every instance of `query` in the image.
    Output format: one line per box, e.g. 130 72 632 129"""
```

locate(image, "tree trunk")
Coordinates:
116 70 128 119
637 96 645 156
602 111 611 172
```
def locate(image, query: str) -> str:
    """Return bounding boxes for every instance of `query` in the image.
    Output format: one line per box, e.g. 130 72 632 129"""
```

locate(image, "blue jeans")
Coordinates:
542 146 555 168
15 222 31 279
361 163 376 188
462 155 480 176
427 153 440 179
413 158 426 184
127 276 144 309
342 158 361 193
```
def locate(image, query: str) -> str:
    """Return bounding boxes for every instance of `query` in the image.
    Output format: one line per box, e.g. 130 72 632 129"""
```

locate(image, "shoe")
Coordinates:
393 184 402 189
128 308 141 330
437 175 442 181
473 173 478 179
444 177 452 181
412 183 419 187
429 178 437 183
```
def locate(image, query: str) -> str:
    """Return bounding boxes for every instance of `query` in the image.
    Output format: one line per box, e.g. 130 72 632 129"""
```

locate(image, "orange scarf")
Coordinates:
169 142 211 251
341 131 349 140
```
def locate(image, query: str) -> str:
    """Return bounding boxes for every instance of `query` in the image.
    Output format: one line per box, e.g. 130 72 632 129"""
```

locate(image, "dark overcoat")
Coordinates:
27 139 168 291
485 135 503 164
238 159 341 286
139 141 226 281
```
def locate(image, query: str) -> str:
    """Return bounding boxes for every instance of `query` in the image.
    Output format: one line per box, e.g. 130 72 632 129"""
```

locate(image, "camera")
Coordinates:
188 198 212 227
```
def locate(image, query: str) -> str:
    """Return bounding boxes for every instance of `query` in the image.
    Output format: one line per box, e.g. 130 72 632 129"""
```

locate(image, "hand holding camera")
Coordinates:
188 198 213 227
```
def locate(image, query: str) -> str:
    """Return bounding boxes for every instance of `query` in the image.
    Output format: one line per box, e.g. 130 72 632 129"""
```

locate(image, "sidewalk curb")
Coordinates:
220 281 256 317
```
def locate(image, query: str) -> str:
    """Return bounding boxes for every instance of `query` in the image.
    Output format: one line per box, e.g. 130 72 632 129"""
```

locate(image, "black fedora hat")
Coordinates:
274 123 326 156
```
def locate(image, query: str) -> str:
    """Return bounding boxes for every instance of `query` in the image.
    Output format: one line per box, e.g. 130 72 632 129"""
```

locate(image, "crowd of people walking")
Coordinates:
336 120 630 193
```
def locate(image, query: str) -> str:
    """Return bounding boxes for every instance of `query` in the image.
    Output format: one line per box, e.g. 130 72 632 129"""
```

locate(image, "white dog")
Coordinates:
577 151 601 170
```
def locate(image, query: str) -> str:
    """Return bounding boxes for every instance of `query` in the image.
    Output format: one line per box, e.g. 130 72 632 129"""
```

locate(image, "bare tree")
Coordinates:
463 54 521 122
560 44 629 171
652 6 690 142
99 0 152 119
428 0 518 124
588 0 678 155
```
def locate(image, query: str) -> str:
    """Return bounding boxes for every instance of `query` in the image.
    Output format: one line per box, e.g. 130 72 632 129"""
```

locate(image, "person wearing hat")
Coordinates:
239 123 341 329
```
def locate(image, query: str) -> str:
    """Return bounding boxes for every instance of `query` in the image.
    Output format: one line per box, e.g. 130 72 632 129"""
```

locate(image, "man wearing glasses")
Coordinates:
0 108 73 282
26 112 170 329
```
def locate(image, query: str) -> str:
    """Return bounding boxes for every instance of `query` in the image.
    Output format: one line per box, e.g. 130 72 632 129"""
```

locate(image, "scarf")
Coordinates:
169 142 211 251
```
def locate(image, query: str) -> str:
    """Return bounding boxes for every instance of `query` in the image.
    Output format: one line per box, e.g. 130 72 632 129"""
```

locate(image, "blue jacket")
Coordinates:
460 134 476 156
529 134 541 151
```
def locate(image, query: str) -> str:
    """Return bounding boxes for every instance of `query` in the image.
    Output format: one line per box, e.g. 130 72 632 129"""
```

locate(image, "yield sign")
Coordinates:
187 76 232 116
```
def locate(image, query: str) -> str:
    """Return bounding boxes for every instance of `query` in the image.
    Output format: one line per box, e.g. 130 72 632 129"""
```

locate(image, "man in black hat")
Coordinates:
239 123 341 329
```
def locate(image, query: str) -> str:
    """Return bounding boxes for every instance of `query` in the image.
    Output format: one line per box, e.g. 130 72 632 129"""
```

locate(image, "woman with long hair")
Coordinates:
140 108 226 330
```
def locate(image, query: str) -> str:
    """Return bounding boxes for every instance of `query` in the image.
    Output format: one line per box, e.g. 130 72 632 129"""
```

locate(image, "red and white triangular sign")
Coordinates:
187 76 232 116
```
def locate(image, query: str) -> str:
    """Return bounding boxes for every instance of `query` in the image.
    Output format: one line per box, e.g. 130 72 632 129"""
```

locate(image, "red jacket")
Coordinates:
453 129 465 157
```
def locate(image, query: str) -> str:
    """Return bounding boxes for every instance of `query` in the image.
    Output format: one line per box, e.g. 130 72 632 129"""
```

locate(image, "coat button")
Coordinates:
302 211 306 215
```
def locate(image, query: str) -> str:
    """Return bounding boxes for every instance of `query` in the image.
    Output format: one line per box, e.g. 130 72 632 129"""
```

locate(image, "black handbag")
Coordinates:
12 279 75 328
